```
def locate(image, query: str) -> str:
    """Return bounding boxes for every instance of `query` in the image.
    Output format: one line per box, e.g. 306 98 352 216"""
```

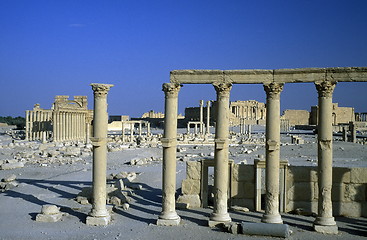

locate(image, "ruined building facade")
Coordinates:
25 96 93 142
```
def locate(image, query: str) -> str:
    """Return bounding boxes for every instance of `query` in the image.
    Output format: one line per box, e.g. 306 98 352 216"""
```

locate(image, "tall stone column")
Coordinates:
206 101 211 135
262 82 284 224
314 81 338 234
209 82 232 227
121 121 125 142
87 83 113 226
199 100 204 135
157 83 181 226
25 110 30 141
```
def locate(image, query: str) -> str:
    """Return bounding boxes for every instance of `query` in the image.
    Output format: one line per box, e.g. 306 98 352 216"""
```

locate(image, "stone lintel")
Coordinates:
170 67 367 84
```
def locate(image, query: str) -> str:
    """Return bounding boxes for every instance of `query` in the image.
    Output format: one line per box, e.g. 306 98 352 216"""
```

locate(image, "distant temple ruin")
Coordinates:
25 96 93 142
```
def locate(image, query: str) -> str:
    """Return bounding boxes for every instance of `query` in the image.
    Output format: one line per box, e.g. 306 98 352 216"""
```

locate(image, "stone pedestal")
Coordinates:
313 81 338 233
262 83 284 224
209 82 232 226
157 83 181 226
87 83 113 226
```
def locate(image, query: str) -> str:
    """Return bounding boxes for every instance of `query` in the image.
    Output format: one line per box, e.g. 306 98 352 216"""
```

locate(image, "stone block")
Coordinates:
157 217 181 226
86 215 111 226
332 167 351 183
313 224 338 234
186 161 201 180
36 213 63 222
351 168 367 183
344 184 366 202
233 164 254 182
182 179 200 195
0 162 24 170
287 182 317 201
287 166 317 182
231 181 254 199
332 202 363 217
176 194 201 208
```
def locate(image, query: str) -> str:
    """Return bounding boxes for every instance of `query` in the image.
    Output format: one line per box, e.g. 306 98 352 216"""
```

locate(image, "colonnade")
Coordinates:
186 100 211 136
231 102 266 120
53 111 88 142
25 109 53 141
121 120 151 142
158 67 357 234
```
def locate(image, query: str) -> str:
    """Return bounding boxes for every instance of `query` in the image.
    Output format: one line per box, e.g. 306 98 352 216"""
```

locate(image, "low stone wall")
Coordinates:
286 166 367 217
179 160 367 217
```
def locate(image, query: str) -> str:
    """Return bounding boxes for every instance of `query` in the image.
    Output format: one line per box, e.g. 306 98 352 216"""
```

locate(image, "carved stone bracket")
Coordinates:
263 83 284 100
315 81 337 98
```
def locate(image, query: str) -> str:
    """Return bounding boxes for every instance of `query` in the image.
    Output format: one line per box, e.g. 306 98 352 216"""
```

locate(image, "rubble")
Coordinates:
36 205 64 222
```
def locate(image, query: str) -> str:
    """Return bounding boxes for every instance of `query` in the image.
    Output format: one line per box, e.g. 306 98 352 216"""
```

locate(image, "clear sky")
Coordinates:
1 0 366 117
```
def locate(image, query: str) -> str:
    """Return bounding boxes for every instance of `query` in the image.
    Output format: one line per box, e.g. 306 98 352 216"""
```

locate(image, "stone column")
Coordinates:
25 110 30 141
199 100 204 135
121 121 125 142
147 122 151 136
130 123 134 142
187 123 190 134
313 81 338 234
87 83 113 226
206 101 211 135
209 82 232 227
157 83 181 226
262 82 284 224
139 122 142 136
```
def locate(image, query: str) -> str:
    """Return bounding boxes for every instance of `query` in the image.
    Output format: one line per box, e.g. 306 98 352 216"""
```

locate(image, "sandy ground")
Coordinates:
0 126 366 240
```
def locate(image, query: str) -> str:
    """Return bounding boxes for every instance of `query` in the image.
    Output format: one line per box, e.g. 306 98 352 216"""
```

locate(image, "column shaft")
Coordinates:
157 83 181 226
262 83 284 224
87 83 113 226
314 81 338 233
210 82 232 225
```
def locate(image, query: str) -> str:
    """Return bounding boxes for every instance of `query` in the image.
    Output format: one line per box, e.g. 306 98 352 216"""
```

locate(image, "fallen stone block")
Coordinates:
36 205 63 222
2 174 17 182
176 194 201 208
0 162 24 170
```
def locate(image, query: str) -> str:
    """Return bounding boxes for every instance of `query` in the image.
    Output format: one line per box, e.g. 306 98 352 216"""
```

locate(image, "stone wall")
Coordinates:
286 166 367 217
281 110 310 126
179 161 367 217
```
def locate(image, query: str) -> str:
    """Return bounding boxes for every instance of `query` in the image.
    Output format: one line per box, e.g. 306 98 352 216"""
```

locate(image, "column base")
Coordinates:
156 217 181 226
209 212 231 227
261 213 283 224
157 211 181 226
86 214 111 226
314 216 336 226
313 224 338 234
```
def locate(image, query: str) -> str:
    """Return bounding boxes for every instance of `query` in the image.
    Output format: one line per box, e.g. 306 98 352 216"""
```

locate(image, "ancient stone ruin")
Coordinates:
25 95 93 143
157 67 367 235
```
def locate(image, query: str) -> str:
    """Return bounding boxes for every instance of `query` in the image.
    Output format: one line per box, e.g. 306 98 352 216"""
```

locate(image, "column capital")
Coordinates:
315 81 336 98
90 83 114 98
263 82 284 99
213 82 232 96
162 83 181 98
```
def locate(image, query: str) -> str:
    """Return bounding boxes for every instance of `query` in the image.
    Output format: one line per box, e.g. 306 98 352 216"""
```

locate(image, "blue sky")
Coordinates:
1 0 366 117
